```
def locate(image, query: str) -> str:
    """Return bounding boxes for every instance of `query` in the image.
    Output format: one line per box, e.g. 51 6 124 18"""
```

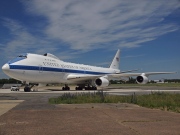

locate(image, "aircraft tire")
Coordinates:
62 87 70 90
24 87 31 92
76 87 80 90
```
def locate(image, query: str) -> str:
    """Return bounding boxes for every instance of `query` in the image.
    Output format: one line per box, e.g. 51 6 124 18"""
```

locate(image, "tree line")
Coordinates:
0 78 22 84
110 78 180 84
0 78 180 85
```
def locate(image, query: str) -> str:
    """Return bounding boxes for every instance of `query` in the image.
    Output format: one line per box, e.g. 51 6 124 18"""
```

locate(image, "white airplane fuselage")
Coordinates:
3 53 119 84
2 50 175 91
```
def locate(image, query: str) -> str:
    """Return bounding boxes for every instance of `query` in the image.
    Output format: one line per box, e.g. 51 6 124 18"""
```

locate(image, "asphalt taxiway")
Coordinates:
0 87 180 135
1 86 180 95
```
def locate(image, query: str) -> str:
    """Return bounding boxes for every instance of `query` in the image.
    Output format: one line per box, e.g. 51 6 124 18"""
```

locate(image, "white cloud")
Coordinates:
1 0 179 62
1 18 79 60
123 54 145 58
22 0 179 51
1 19 48 58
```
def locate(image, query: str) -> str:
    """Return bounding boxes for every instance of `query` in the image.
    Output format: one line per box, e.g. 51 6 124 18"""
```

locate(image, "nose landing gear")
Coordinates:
23 83 38 92
24 84 35 92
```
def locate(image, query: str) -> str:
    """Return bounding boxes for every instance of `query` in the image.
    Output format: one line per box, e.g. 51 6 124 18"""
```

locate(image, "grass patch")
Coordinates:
49 91 131 104
49 91 180 113
136 92 180 112
49 91 132 104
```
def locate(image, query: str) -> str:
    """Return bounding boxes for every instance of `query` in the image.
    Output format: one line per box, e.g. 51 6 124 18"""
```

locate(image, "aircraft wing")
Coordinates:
108 72 176 78
65 72 175 83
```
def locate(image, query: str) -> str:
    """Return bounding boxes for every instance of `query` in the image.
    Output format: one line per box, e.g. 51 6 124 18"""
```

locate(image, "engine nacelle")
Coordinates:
95 77 109 87
136 75 149 84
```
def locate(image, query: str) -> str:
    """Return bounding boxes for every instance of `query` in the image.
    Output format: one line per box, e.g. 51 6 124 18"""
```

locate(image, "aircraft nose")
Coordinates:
2 63 10 72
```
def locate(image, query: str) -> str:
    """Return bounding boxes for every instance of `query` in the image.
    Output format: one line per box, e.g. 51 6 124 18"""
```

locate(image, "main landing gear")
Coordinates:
61 84 97 90
75 85 97 90
62 84 70 90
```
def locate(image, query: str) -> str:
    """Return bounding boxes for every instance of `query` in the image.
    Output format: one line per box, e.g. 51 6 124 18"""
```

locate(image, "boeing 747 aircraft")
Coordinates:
2 49 174 92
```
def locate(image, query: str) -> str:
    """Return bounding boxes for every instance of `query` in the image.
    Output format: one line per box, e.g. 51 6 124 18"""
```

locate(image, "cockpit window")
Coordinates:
8 53 27 64
18 54 27 58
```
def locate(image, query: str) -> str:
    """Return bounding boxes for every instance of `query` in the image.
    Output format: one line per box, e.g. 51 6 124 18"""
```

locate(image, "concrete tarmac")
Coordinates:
0 87 180 135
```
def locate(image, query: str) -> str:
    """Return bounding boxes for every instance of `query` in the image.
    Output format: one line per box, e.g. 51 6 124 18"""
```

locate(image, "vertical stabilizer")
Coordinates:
110 49 120 69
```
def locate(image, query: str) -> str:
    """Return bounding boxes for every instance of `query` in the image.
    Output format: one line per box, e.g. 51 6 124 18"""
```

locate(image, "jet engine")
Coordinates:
95 77 109 87
136 75 149 84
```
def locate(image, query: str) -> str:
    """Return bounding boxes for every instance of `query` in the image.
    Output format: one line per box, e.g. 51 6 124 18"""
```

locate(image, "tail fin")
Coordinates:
109 49 120 69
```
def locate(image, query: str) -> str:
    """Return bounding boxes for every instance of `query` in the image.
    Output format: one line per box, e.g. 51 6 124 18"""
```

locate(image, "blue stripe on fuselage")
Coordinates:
9 65 111 75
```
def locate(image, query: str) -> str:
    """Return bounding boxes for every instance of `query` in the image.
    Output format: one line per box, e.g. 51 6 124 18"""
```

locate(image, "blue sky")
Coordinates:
0 0 180 79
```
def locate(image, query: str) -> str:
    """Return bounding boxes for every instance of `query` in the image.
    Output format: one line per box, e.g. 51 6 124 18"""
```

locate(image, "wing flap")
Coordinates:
66 74 101 81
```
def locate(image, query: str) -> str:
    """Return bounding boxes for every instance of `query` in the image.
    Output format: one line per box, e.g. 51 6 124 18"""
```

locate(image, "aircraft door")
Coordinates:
61 64 65 73
39 65 43 73
62 68 65 73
